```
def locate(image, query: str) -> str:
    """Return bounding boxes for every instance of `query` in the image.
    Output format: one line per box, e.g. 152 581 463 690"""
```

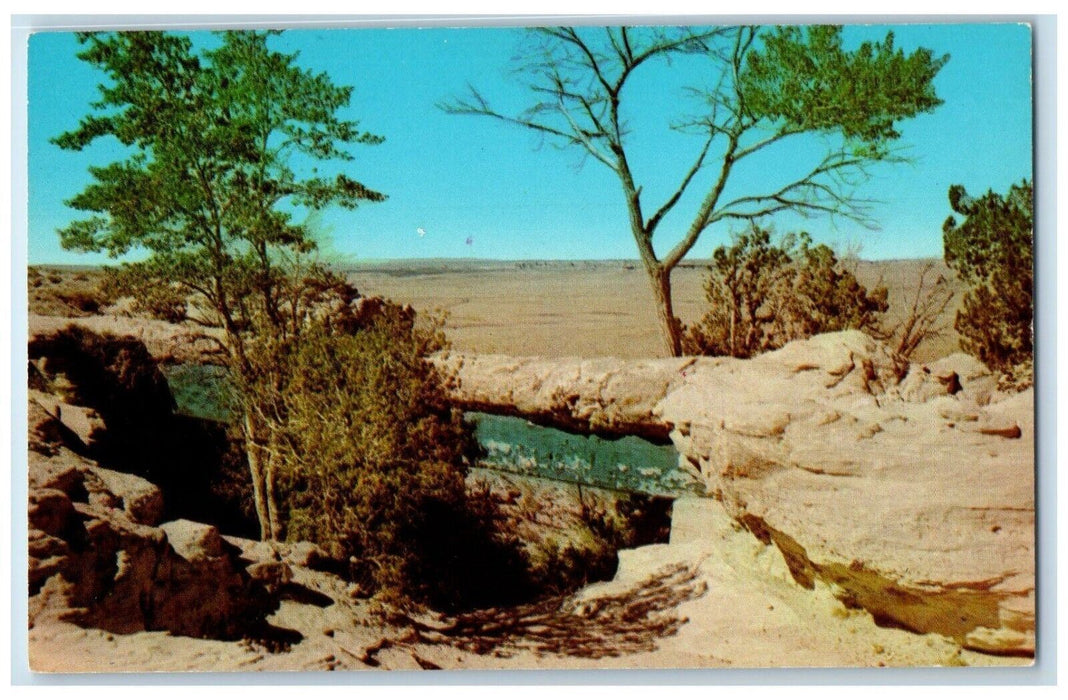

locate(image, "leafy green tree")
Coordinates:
682 227 888 358
53 31 386 539
444 25 947 356
240 302 534 612
943 180 1033 382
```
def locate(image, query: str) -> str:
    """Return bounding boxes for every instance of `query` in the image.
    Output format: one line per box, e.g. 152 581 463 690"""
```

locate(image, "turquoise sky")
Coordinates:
26 23 1032 264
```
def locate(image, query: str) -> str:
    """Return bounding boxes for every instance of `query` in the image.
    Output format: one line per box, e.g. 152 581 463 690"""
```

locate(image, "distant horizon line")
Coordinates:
28 255 947 269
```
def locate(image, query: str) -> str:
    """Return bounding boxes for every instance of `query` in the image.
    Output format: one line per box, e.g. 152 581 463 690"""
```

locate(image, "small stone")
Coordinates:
978 424 1022 439
160 519 225 561
246 560 293 590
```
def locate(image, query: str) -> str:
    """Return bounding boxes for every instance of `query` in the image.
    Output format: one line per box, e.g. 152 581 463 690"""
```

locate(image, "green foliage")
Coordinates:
742 26 948 153
943 180 1033 383
682 227 888 357
53 30 385 340
56 30 388 541
239 300 528 611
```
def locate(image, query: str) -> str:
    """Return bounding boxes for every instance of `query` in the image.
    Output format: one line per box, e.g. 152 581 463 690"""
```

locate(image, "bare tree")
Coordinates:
884 262 956 361
442 25 948 356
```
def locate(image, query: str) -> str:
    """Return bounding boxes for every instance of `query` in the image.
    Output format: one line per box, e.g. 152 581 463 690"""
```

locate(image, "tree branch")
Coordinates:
662 132 740 271
556 99 617 169
710 148 878 226
645 133 714 236
441 85 617 166
546 27 614 96
732 126 801 161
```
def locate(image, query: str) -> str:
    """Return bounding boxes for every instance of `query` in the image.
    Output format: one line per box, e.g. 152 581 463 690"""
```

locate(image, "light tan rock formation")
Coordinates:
434 353 702 440
438 331 1035 656
29 313 225 365
28 445 280 646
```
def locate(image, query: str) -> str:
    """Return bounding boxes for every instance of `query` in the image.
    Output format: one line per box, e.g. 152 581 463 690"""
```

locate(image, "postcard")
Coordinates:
24 20 1035 672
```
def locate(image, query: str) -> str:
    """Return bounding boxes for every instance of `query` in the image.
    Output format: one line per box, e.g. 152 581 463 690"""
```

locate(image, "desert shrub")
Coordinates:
878 261 956 361
576 487 672 551
682 227 888 357
102 266 188 323
240 301 529 612
400 483 533 612
530 538 615 598
29 268 111 316
943 180 1033 385
56 290 102 314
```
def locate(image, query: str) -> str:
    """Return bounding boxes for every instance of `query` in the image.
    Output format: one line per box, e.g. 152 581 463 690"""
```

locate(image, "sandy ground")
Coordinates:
346 259 961 362
29 500 1028 673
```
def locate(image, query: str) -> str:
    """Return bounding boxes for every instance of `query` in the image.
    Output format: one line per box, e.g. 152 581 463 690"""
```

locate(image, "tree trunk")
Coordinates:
265 451 283 541
243 411 273 541
646 265 683 357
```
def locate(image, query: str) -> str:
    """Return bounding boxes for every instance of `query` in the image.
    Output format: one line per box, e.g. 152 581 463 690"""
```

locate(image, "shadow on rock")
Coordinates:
29 325 259 538
278 582 334 608
241 622 305 654
364 563 707 665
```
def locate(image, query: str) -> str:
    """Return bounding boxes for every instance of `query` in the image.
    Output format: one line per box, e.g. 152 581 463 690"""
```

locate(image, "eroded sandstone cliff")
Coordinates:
438 331 1035 656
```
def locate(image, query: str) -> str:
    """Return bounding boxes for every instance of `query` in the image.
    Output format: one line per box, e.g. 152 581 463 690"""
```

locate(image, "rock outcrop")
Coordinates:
29 323 258 536
28 395 280 642
29 313 226 365
26 328 282 648
438 331 1035 656
23 314 1035 665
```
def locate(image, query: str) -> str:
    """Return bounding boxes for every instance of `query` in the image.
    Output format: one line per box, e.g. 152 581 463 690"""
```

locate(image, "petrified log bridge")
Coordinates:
435 353 698 442
436 331 1035 656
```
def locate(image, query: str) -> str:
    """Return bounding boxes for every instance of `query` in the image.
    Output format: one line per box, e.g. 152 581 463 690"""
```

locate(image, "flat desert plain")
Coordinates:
344 258 961 362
